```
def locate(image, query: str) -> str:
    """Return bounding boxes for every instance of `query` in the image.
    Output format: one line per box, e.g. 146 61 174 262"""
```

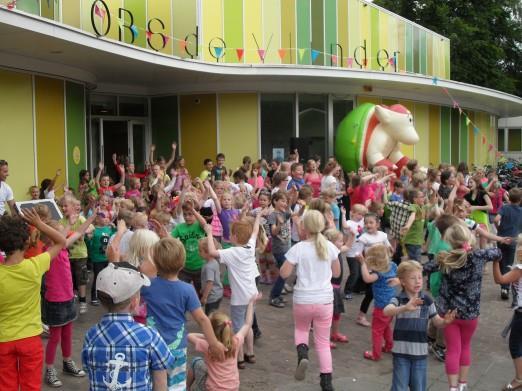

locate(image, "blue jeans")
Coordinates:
270 252 286 299
391 355 427 391
405 244 422 262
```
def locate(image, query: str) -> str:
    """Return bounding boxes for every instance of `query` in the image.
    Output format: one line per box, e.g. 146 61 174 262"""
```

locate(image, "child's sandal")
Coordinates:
237 360 246 369
363 351 378 361
244 354 256 364
503 378 522 390
331 333 349 343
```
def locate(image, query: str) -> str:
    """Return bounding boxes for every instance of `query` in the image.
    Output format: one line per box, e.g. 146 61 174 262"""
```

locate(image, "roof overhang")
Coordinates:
1 8 521 117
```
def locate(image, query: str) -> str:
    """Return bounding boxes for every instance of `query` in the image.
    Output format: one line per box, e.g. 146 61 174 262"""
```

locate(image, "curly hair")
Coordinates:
0 215 30 255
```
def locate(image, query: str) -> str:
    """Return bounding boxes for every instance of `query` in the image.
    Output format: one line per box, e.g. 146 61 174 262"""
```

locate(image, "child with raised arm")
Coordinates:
95 161 125 197
43 213 96 387
141 237 226 391
198 238 224 315
0 209 66 391
204 212 263 369
188 294 259 391
384 260 455 391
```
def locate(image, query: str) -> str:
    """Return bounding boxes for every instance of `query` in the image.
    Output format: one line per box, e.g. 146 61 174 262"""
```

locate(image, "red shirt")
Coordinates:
350 184 374 207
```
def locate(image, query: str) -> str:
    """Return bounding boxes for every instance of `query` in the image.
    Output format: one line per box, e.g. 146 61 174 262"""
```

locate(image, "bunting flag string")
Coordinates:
236 48 244 61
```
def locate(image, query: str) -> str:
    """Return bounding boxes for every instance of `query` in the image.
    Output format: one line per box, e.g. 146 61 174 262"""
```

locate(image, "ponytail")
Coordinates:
210 312 236 359
437 249 468 274
313 232 329 260
303 210 330 261
438 222 474 273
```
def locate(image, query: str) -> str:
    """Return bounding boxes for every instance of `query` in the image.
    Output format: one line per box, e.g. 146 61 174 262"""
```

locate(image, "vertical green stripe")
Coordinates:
65 82 86 191
405 23 413 72
459 113 468 162
441 107 451 163
297 0 311 65
451 109 460 165
40 0 54 20
311 0 324 65
427 33 433 76
413 27 420 73
124 0 146 47
420 30 427 75
370 6 379 70
224 0 243 63
324 0 337 64
17 0 40 15
281 0 296 64
173 0 198 58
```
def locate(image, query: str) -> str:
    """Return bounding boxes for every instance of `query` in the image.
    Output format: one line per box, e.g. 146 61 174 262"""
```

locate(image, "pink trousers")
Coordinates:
293 303 333 373
45 322 73 366
444 318 478 375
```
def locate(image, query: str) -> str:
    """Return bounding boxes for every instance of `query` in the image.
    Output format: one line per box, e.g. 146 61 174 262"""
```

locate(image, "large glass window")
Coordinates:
497 129 505 151
261 94 295 161
119 96 148 117
298 94 327 163
91 94 117 115
508 129 522 152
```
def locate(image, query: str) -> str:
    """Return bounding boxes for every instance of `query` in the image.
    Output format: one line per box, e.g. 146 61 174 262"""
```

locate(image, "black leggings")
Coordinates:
359 282 374 314
510 311 522 359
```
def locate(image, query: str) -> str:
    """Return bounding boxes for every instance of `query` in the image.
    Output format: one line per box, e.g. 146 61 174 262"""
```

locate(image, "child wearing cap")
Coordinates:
141 237 226 391
82 262 174 391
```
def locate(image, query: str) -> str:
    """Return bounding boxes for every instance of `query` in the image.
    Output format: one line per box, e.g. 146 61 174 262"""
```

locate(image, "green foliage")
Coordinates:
374 0 522 97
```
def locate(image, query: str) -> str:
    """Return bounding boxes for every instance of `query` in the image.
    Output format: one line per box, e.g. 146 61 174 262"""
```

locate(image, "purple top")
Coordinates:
218 208 240 241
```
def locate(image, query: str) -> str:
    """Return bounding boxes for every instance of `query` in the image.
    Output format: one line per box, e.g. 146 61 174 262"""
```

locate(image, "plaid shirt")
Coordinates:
387 200 412 240
82 313 174 391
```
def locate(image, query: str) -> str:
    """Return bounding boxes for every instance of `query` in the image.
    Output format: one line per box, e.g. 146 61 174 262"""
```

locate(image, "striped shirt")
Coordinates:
82 313 174 391
390 291 437 359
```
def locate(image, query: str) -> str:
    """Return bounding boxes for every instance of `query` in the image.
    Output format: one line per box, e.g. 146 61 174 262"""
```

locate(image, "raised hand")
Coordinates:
20 208 42 227
150 144 156 152
404 296 424 312
172 142 177 150
98 161 104 171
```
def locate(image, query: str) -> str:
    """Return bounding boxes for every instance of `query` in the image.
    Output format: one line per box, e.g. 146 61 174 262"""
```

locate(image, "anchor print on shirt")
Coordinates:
104 353 132 390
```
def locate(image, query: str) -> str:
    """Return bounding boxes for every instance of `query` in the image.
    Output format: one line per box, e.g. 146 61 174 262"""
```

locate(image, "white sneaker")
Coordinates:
79 302 88 314
46 368 63 387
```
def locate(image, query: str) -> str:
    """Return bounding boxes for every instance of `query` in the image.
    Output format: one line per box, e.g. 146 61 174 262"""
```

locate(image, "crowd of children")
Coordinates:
0 148 521 391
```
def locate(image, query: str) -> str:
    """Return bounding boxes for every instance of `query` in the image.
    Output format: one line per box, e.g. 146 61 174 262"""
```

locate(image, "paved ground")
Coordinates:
44 262 515 391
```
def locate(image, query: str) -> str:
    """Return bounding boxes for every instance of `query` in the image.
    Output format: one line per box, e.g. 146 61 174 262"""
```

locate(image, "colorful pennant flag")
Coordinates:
482 136 486 145
331 54 338 65
213 46 224 58
6 0 16 10
146 30 153 40
277 49 286 60
94 3 106 19
236 48 244 61
432 76 438 85
473 126 479 135
363 58 368 67
311 49 320 62
488 144 494 152
162 35 170 46
465 117 471 126
452 100 458 109
298 48 306 62
458 107 463 115
257 49 266 61
178 40 187 51
130 25 138 38
347 57 354 67
389 57 395 66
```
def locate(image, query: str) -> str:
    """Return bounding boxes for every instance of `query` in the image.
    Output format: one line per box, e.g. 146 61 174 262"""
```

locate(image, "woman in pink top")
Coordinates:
304 159 322 197
42 215 95 387
188 295 257 391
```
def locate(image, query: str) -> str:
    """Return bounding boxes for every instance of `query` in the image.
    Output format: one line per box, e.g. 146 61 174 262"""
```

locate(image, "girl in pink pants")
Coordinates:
436 221 502 391
279 210 341 391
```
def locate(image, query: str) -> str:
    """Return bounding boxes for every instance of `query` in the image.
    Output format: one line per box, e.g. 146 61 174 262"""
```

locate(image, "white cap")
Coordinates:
96 262 151 304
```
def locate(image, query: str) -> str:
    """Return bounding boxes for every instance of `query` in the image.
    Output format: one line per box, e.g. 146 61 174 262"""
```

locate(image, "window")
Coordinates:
508 129 522 152
119 96 148 117
497 129 505 151
298 94 327 163
91 94 117 115
261 94 295 161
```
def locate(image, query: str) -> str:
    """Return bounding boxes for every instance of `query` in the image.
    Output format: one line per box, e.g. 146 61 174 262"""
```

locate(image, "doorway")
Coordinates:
89 118 148 179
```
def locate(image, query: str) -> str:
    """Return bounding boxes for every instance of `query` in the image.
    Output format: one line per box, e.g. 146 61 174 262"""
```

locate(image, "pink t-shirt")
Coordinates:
490 188 507 214
125 189 141 199
45 248 74 302
305 173 322 197
195 334 245 391
248 176 264 189
350 184 374 207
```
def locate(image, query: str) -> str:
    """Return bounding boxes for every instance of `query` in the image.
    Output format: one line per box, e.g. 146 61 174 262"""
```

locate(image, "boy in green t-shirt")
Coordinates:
400 189 428 261
60 196 94 314
86 212 115 305
171 202 207 296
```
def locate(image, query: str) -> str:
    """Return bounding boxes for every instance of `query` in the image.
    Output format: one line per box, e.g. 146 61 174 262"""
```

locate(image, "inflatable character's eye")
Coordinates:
409 116 413 123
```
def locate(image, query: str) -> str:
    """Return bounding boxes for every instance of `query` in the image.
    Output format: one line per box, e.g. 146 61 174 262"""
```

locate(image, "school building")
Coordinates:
0 0 521 199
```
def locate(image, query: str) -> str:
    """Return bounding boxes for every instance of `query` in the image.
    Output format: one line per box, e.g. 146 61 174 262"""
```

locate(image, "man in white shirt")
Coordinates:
0 160 16 216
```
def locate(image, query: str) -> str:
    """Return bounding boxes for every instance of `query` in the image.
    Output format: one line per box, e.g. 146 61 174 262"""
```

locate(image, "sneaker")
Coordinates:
45 368 63 387
344 293 353 300
63 360 86 377
457 383 468 391
269 297 285 308
79 302 88 314
356 316 371 327
90 299 100 306
430 344 446 362
501 289 509 300
284 283 294 293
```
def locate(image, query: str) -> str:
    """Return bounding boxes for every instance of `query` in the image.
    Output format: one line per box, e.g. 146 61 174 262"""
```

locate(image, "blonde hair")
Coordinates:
397 260 423 281
209 311 237 359
303 210 329 260
323 228 342 243
132 212 148 229
365 245 390 273
437 222 475 273
127 229 160 267
152 237 186 277
351 203 368 215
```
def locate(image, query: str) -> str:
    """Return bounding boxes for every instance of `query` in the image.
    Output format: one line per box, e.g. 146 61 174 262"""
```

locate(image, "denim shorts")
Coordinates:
230 304 248 333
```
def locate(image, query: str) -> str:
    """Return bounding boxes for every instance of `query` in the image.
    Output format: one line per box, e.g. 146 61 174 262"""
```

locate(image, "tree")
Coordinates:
374 0 522 97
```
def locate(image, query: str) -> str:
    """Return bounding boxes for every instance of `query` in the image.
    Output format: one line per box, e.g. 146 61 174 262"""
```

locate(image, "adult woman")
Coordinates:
280 210 340 391
465 176 493 248
321 161 339 194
